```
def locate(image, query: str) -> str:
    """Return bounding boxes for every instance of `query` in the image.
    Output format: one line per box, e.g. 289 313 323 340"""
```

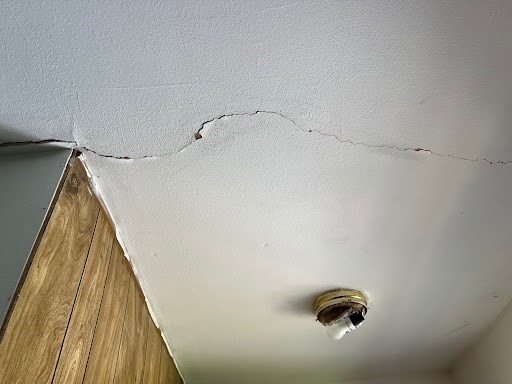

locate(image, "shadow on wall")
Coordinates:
452 298 512 384
184 360 451 384
0 124 39 144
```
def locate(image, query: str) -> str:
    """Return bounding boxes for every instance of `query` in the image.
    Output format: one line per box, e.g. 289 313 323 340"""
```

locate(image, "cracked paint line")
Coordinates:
1 111 512 166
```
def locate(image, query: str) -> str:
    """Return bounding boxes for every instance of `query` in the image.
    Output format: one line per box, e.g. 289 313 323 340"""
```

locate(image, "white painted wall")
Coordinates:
452 299 512 384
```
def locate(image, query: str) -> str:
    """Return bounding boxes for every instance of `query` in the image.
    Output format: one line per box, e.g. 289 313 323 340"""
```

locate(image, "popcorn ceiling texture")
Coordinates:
2 1 512 383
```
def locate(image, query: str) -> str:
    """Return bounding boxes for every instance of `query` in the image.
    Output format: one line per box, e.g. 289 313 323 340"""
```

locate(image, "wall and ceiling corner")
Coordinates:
0 156 183 383
451 298 512 384
2 1 512 382
78 154 187 384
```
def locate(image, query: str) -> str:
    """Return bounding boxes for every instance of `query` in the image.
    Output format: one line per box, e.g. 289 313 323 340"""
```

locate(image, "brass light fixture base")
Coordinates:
313 288 368 326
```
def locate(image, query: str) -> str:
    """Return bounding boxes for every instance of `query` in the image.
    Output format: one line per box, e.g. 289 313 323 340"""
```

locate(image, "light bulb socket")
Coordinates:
313 288 368 327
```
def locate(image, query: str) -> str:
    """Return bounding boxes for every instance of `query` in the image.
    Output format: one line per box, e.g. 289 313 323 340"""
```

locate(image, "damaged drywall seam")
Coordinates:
318 135 512 166
2 110 512 166
192 110 298 140
78 155 187 384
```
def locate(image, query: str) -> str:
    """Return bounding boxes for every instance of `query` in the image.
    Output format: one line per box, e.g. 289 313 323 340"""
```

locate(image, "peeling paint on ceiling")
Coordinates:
2 1 512 383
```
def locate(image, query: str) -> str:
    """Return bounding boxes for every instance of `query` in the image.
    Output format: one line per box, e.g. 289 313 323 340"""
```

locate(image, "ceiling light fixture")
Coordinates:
312 288 368 340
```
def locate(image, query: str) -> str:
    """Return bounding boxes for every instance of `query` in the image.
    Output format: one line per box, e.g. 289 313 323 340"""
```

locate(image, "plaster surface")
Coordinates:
453 295 512 384
2 1 512 382
83 113 512 382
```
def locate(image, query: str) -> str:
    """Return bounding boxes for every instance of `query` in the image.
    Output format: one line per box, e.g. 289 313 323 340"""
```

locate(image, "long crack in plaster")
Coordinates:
1 111 511 166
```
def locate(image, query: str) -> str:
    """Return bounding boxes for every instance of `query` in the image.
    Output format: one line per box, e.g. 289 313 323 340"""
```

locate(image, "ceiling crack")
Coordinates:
176 110 299 152
0 139 156 160
307 130 512 166
1 112 511 167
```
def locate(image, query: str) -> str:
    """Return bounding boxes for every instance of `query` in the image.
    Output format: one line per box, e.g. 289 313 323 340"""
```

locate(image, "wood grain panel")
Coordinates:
169 355 182 384
143 318 162 383
0 157 183 383
83 244 131 384
159 346 172 384
52 210 115 383
159 346 182 384
0 160 100 384
114 274 149 383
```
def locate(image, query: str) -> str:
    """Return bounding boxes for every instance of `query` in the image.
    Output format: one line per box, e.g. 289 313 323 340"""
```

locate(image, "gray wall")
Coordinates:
0 144 72 327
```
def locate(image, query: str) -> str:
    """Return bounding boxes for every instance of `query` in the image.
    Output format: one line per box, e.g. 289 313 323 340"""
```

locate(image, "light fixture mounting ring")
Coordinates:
312 288 368 326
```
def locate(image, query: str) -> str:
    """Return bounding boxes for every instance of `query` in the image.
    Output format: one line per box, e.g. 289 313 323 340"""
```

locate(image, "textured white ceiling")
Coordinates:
2 1 512 383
